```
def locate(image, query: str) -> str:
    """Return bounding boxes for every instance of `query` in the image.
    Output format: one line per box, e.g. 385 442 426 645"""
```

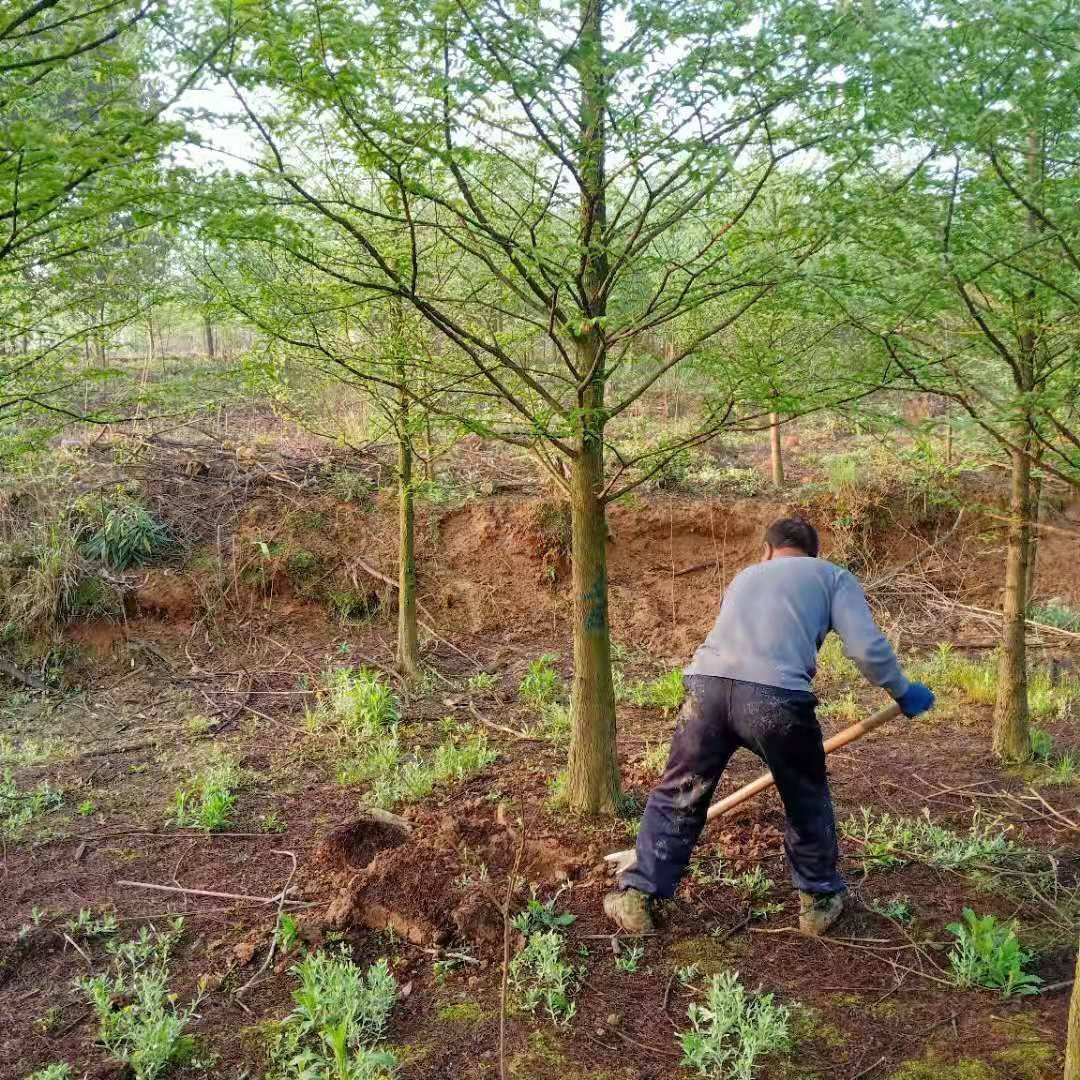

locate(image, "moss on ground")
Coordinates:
990 1016 1060 1079
509 1029 636 1080
668 933 748 975
888 1058 996 1080
790 1005 848 1049
437 1000 490 1023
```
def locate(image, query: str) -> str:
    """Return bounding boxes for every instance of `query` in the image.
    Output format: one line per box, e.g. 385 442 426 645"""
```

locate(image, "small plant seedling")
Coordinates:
185 715 216 737
614 943 644 973
325 667 399 740
868 896 915 925
34 1006 63 1034
259 811 286 834
946 908 1042 996
65 907 119 940
1 769 63 839
78 799 96 817
1029 727 1054 762
27 1066 72 1080
511 889 576 936
274 913 300 955
466 671 498 693
678 970 791 1079
622 669 686 712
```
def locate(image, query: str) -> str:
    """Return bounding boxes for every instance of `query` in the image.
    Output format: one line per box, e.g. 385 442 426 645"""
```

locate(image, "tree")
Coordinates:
204 0 891 811
827 0 1080 761
1067 942 1080 1080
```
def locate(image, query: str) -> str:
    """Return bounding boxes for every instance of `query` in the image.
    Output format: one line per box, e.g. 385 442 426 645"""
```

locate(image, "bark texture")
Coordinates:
769 411 784 488
1066 940 1080 1080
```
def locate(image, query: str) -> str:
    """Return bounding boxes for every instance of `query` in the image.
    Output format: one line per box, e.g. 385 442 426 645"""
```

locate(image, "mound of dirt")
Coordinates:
312 802 581 950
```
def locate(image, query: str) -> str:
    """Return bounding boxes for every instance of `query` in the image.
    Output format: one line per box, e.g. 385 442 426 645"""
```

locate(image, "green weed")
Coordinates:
268 951 398 1079
466 672 498 693
1029 599 1080 632
843 809 1014 872
511 890 576 936
78 920 201 1080
329 469 374 504
27 1066 73 1080
74 494 173 570
641 741 670 773
260 811 287 834
1 768 62 838
510 930 579 1025
815 635 858 682
614 943 644 973
692 464 764 497
0 733 61 766
518 655 563 710
172 751 241 833
275 914 301 955
678 969 791 1079
622 670 685 712
327 590 379 624
533 702 571 744
946 908 1041 996
868 896 915 925
65 908 119 940
818 692 861 723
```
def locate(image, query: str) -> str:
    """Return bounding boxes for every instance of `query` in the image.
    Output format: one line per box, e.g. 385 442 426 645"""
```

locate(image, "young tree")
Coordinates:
1067 944 1080 1080
205 0 885 811
828 0 1080 761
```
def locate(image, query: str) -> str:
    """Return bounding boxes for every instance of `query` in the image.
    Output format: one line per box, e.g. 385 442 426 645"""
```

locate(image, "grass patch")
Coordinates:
65 907 119 940
867 895 915 925
268 951 398 1079
0 733 62 766
1 768 62 838
314 668 399 742
27 1067 73 1080
172 751 242 833
946 908 1041 996
818 692 861 723
1029 598 1080 632
620 669 685 712
73 492 173 570
79 920 201 1080
843 809 1014 872
518 655 564 710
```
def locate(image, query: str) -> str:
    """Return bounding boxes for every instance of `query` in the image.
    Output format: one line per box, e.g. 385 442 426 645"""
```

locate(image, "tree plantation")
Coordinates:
1 2 1078 1078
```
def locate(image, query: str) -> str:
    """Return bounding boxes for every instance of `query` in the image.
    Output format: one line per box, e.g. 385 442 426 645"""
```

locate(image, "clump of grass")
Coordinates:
518 655 563 710
678 969 791 1079
327 590 379 624
73 493 173 570
692 464 764 497
946 908 1041 996
868 895 915 925
1029 599 1080 632
641 740 670 773
27 1066 72 1080
843 808 1015 872
319 668 400 741
78 919 201 1080
818 692 861 723
466 671 497 693
815 634 858 683
1 768 63 838
329 469 374 505
267 951 398 1079
172 751 242 833
533 702 571 744
622 669 685 712
0 733 62 766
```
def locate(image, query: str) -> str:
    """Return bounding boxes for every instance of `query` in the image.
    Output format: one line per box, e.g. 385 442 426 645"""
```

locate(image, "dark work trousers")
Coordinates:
620 674 846 899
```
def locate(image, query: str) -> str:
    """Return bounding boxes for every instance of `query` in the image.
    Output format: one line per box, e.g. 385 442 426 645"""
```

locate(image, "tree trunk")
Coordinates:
993 433 1033 762
396 424 421 681
769 411 784 488
1025 470 1042 606
565 427 620 813
1066 939 1080 1079
204 317 216 360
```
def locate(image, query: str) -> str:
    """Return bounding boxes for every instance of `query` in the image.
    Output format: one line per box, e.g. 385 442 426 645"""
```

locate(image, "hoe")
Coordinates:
603 700 903 876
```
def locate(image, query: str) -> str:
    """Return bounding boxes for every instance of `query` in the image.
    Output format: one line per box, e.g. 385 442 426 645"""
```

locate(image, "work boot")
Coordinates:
799 890 845 936
603 887 654 933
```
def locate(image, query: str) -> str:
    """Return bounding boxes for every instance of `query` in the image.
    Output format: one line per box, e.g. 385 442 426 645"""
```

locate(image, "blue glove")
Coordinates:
897 682 935 718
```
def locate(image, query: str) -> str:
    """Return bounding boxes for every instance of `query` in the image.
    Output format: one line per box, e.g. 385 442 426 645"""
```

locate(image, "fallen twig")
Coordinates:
116 879 309 906
235 850 298 998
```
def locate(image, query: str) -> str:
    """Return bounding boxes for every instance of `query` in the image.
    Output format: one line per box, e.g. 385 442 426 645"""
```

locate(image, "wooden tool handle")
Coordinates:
704 700 903 823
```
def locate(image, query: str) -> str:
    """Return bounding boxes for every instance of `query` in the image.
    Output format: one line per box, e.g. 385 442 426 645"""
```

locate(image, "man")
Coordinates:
604 516 934 936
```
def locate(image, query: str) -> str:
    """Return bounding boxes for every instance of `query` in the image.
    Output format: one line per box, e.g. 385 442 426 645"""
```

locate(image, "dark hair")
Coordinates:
765 517 819 557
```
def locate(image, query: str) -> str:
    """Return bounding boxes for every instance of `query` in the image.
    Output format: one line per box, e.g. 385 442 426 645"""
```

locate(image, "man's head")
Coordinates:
763 516 819 561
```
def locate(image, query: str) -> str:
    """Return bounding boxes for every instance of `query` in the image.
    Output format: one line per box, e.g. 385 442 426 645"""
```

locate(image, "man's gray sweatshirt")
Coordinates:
686 556 910 697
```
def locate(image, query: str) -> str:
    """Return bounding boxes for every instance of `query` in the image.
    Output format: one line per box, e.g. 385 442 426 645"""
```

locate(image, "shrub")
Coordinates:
946 908 1041 996
74 494 173 570
78 920 201 1080
268 951 398 1080
843 809 1014 872
173 751 242 832
678 970 790 1079
328 590 379 624
27 1067 72 1080
329 469 374 505
518 655 563 710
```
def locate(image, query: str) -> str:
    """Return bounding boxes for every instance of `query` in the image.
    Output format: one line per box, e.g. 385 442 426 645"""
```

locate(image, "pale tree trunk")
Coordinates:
564 0 621 814
1066 940 1080 1079
204 317 216 360
993 434 1033 761
769 411 784 488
